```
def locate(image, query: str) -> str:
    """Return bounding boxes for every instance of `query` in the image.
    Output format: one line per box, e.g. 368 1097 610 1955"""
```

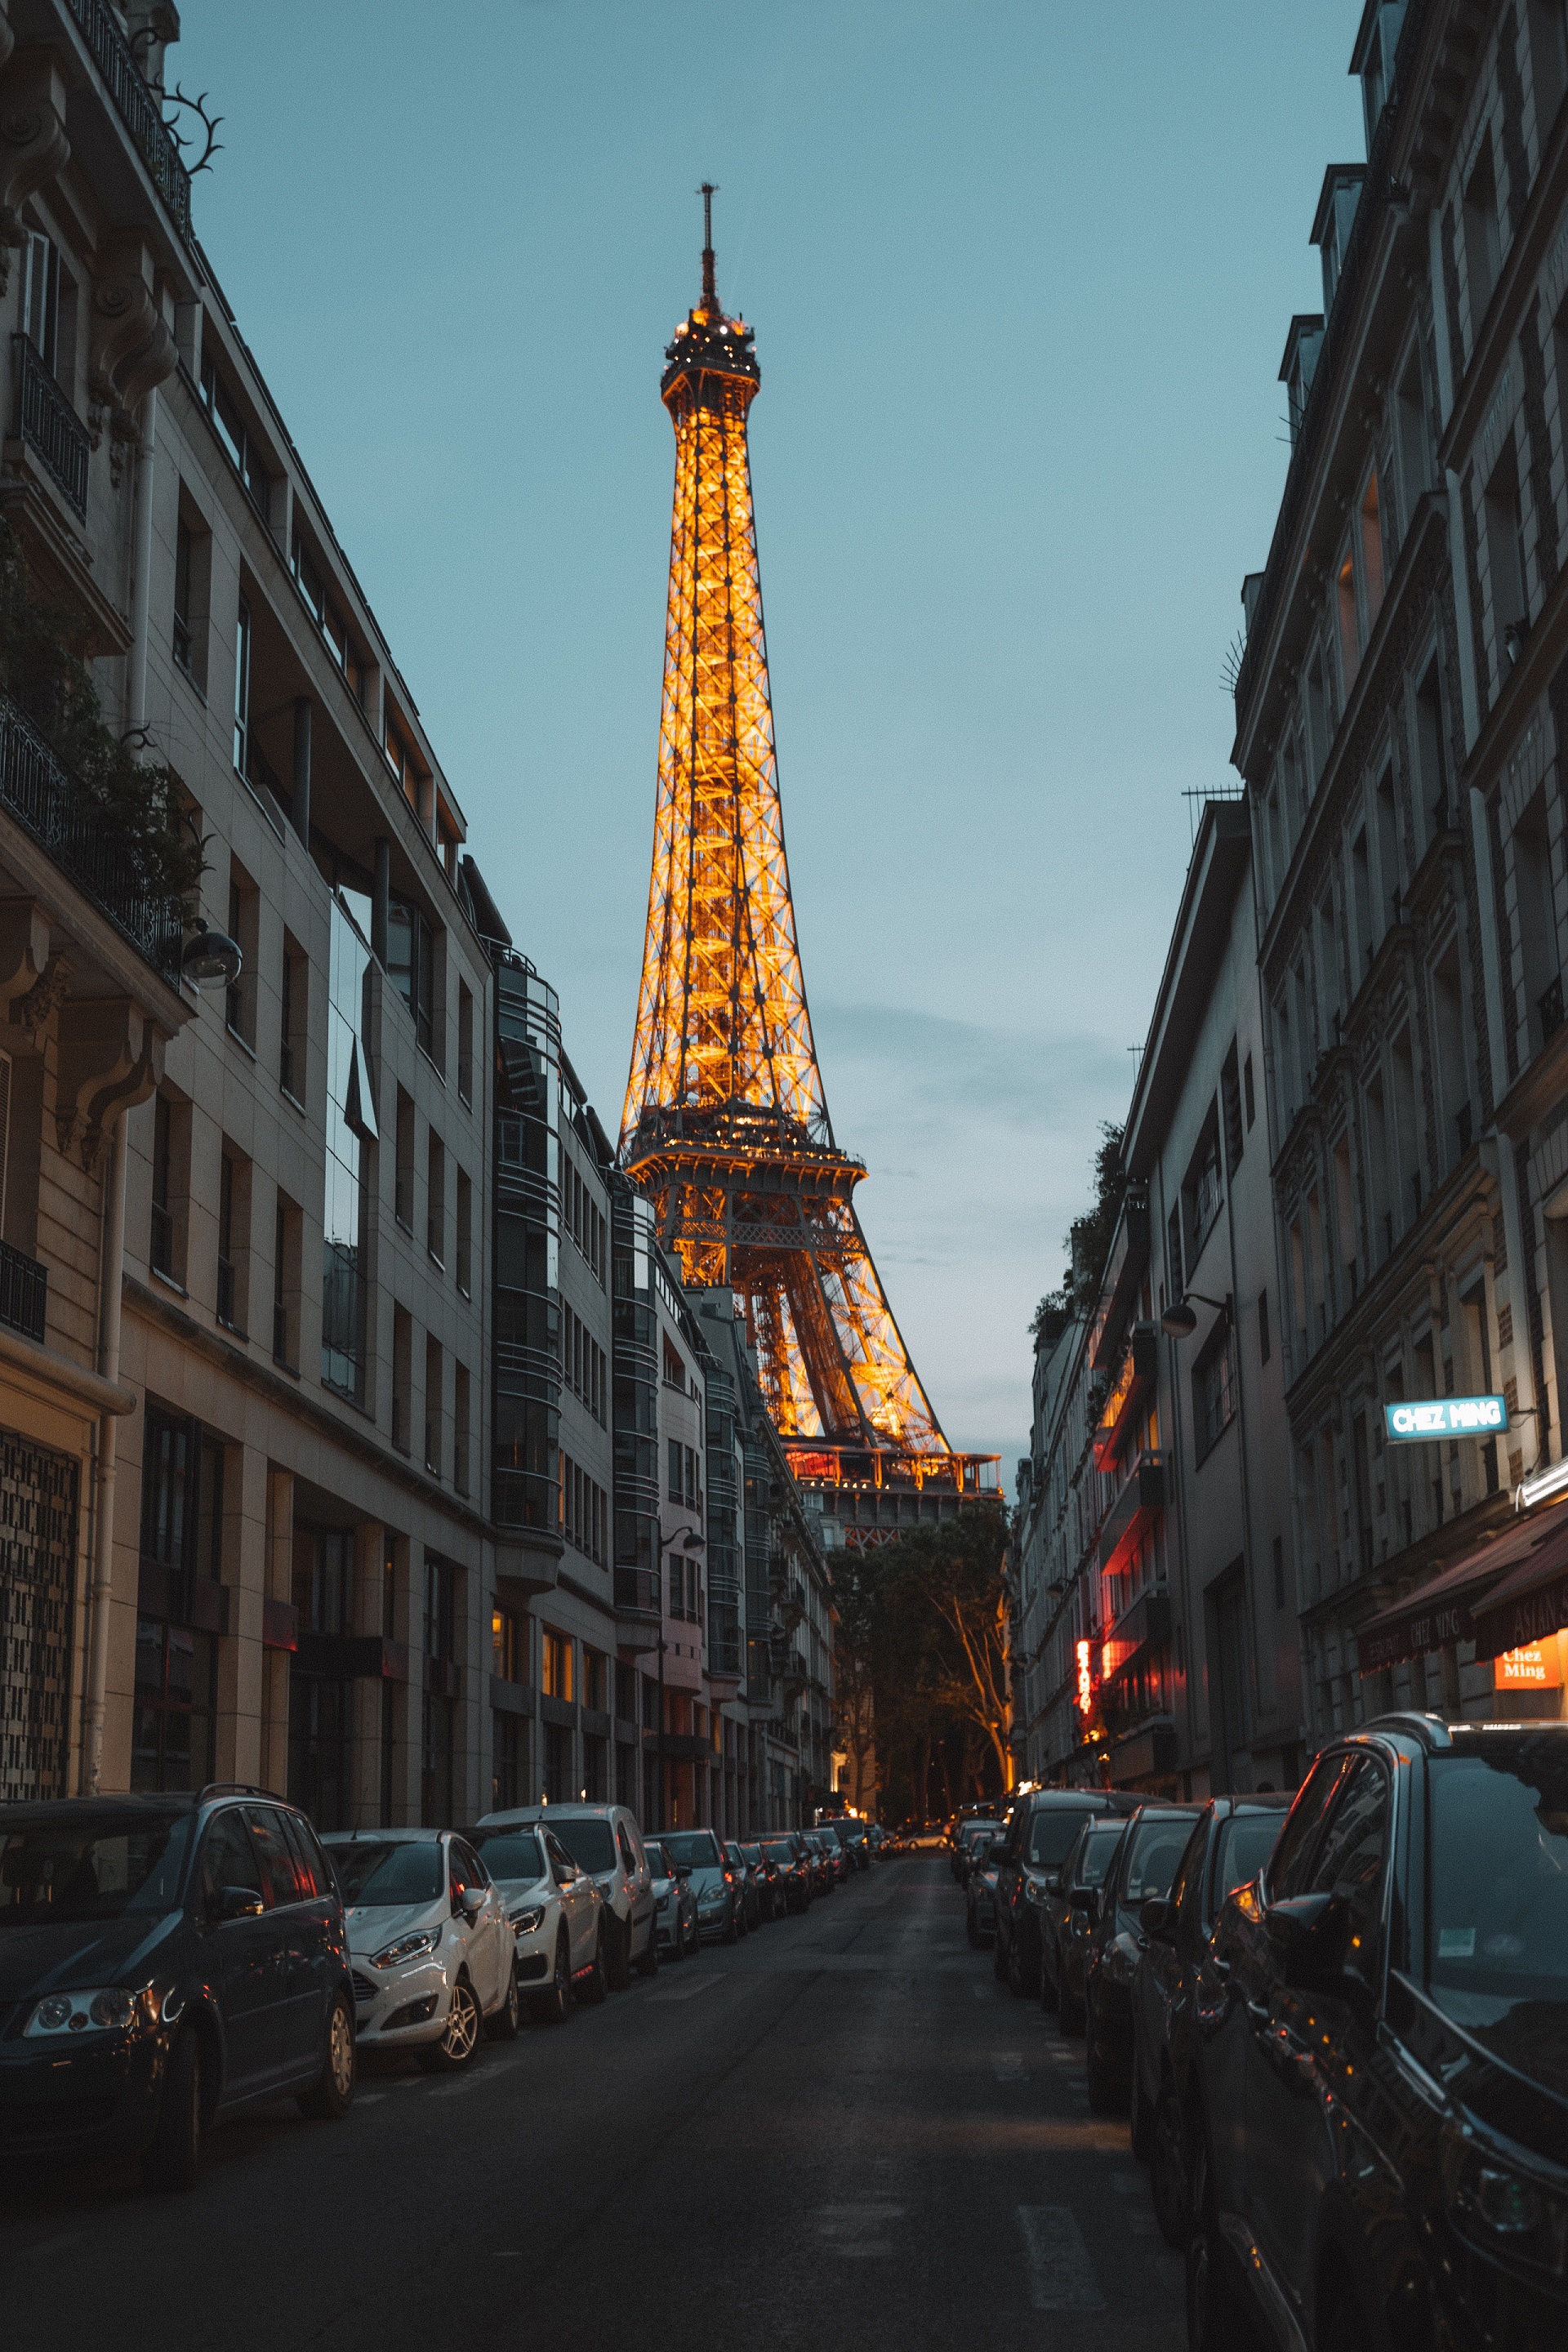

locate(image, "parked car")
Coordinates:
824 1819 871 1873
953 1817 1004 1886
0 1789 354 2191
724 1841 764 1929
761 1836 812 1912
643 1838 700 1958
1127 1793 1289 2244
1186 1717 1568 2352
738 1840 782 1921
324 1829 516 2071
476 1801 655 1986
994 1788 1143 1998
817 1829 852 1886
1080 1804 1200 2111
660 1829 742 1943
965 1831 1006 1947
1044 1815 1129 2034
465 1818 608 2020
794 1830 833 1895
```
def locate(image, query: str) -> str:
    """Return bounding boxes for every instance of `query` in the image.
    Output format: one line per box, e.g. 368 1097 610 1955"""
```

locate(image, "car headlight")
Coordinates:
509 1905 545 1935
24 1986 162 2038
1446 2139 1568 2278
656 1891 671 1912
371 1927 444 1969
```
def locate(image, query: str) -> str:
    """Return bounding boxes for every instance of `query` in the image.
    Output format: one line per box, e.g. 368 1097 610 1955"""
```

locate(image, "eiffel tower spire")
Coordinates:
622 198 992 1508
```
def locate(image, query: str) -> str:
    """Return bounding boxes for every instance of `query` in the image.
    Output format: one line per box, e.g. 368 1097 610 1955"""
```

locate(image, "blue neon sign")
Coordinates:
1383 1396 1509 1442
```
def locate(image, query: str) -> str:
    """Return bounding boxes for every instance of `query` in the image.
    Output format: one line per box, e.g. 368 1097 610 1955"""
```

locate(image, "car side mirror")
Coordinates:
1044 1868 1063 1893
457 1885 486 1922
1265 1891 1353 1993
215 1884 265 1922
1140 1896 1176 1942
675 1865 693 1882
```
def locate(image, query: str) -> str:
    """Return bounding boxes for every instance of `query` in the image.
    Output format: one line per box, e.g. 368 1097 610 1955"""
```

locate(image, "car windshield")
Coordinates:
546 1820 617 1875
1120 1814 1200 1907
662 1831 721 1871
761 1842 796 1864
1214 1812 1285 1908
0 1811 193 1927
1027 1806 1097 1868
1428 1738 1568 2022
466 1829 546 1883
327 1838 444 1906
740 1844 763 1863
1072 1824 1125 1888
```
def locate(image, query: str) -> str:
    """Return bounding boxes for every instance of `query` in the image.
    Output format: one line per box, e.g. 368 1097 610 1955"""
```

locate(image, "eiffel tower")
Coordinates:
621 191 996 1526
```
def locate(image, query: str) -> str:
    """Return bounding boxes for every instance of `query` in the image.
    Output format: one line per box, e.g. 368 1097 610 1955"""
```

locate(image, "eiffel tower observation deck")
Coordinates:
621 190 998 1539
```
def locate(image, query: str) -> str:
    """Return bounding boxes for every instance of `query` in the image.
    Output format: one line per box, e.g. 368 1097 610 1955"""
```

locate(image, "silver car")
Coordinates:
476 1802 657 1987
643 1838 700 1960
466 1820 604 2023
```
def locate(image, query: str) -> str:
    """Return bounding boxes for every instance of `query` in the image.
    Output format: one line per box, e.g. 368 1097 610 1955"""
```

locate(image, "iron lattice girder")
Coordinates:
621 269 951 1465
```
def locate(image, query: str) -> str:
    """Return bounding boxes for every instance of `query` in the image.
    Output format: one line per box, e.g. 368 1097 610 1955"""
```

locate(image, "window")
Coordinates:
232 598 252 778
1272 1534 1285 1609
427 1131 445 1265
583 1647 608 1713
1532 1 1568 133
199 350 268 509
1243 1053 1255 1129
150 1093 176 1279
291 529 362 698
1395 346 1430 524
1182 1111 1223 1267
1165 1202 1183 1304
280 935 305 1102
425 1335 443 1477
273 1190 299 1369
457 982 474 1106
20 230 60 376
1265 1755 1352 1900
1258 1287 1271 1366
492 1603 525 1684
132 1412 222 1793
559 1451 608 1565
1221 1047 1244 1176
454 1363 470 1498
668 1436 682 1500
1484 441 1529 662
542 1629 573 1704
387 900 436 1058
1462 136 1502 328
394 1087 415 1230
322 900 375 1402
1360 473 1385 628
392 1306 412 1452
456 1169 472 1296
1304 1755 1389 1986
1413 662 1447 840
663 1335 684 1389
216 1150 246 1331
492 1712 520 1812
421 1554 457 1828
173 517 194 675
225 862 257 1047
1192 1323 1236 1461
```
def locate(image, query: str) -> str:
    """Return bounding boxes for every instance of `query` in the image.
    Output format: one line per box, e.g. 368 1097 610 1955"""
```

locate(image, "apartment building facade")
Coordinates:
1231 0 1568 1731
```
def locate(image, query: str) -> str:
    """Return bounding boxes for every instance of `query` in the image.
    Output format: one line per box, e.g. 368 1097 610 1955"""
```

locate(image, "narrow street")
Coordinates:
2 1860 1183 2350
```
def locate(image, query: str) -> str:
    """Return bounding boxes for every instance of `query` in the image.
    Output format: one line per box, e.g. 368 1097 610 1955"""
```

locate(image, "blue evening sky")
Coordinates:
176 1 1364 1480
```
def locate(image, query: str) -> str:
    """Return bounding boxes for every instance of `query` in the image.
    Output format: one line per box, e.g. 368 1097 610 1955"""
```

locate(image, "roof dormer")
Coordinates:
1312 166 1367 314
1279 314 1325 448
1351 2 1407 153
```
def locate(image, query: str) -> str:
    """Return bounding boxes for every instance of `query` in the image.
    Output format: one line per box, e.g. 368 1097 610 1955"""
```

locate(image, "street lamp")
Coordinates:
180 920 243 987
1160 1290 1231 1339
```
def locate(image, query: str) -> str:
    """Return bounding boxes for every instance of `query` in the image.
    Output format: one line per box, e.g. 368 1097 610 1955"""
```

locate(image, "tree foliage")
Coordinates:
1029 1120 1125 1340
0 522 203 900
829 1501 1011 1824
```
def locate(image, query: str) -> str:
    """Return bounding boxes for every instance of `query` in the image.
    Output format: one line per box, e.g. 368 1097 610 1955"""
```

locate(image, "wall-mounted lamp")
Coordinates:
1160 1290 1231 1340
181 920 243 988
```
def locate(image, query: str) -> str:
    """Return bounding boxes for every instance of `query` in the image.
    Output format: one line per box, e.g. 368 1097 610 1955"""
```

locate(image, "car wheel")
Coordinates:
300 1989 357 2118
1185 2127 1245 2352
1085 2000 1121 2114
1129 2051 1154 2162
421 1976 482 2073
578 1931 609 2007
1151 2082 1190 2249
635 1918 660 1978
143 2028 203 2194
1007 1926 1037 1999
607 1913 634 1992
486 1966 521 2042
530 1930 572 2025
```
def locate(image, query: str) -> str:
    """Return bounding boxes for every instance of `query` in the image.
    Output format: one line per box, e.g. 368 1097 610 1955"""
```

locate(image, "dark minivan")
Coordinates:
0 1788 354 2190
1187 1717 1568 2352
992 1787 1144 1998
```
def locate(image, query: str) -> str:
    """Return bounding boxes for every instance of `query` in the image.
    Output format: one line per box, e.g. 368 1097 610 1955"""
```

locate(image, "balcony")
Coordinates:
614 1567 662 1623
13 337 88 519
65 0 194 242
0 1239 47 1344
0 688 183 977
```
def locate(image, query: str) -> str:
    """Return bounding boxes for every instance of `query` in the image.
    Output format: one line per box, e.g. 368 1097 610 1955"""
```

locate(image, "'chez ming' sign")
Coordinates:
1383 1396 1510 1442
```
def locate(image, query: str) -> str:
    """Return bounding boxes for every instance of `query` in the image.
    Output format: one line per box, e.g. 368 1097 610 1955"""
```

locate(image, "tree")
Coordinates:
1029 1120 1125 1338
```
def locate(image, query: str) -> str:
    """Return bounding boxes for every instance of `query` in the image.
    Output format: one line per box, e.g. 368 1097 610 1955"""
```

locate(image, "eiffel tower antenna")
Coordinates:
622 225 998 1526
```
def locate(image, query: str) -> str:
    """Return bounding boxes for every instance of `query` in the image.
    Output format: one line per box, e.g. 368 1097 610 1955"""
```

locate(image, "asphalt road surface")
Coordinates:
2 1856 1186 2350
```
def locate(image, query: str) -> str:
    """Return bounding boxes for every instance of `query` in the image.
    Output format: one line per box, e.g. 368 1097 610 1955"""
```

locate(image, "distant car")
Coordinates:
475 1802 656 1987
760 1835 812 1912
824 1820 871 1873
737 1841 782 1921
953 1818 1004 1886
465 1818 607 2021
1127 1793 1289 2243
724 1841 763 1929
965 1831 1006 1947
0 1790 355 2192
324 1829 516 2071
814 1829 851 1886
1186 1717 1568 2352
1045 1816 1129 2035
1080 1804 1200 2111
660 1829 742 1944
643 1838 700 1958
993 1788 1143 1998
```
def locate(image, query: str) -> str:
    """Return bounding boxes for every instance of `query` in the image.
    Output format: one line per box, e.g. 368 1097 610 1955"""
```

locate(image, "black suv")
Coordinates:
1126 1793 1289 2245
0 1788 355 2189
1081 1802 1200 2110
992 1787 1143 1998
1187 1717 1568 2351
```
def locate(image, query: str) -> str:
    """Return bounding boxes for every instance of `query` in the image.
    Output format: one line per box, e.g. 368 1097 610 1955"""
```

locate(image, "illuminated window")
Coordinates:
542 1629 573 1703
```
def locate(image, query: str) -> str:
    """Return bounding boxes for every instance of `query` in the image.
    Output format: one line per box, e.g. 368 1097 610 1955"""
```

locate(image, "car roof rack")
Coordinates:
195 1783 275 1803
1358 1713 1454 1753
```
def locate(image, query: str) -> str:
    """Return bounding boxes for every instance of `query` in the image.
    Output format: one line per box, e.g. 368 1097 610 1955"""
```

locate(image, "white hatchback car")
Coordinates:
323 1829 517 2070
466 1820 604 2022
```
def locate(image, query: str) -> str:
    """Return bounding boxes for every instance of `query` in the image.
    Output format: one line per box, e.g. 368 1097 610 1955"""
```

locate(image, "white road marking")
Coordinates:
1017 2207 1105 2311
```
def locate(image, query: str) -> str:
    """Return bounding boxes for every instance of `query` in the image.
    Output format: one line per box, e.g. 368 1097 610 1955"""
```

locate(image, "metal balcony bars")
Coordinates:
0 1236 47 1343
13 333 88 517
65 0 194 241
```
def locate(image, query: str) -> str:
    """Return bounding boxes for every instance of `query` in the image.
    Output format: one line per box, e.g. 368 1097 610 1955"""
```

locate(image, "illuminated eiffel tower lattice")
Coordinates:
621 190 996 1519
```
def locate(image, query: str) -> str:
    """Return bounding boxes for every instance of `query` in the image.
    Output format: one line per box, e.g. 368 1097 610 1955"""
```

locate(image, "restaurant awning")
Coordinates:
1356 1496 1568 1672
1470 1514 1568 1661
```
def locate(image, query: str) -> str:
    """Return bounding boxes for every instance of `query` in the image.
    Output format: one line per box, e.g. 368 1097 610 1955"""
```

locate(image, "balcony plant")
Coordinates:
0 522 203 902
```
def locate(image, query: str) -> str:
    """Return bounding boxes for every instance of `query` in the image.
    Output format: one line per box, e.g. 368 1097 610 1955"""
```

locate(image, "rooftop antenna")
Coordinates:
699 180 718 311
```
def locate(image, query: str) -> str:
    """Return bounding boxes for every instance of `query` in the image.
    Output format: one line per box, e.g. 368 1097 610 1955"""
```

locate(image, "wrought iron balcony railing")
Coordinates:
0 1238 47 1344
1540 973 1564 1045
13 336 88 517
65 0 193 241
0 687 184 978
